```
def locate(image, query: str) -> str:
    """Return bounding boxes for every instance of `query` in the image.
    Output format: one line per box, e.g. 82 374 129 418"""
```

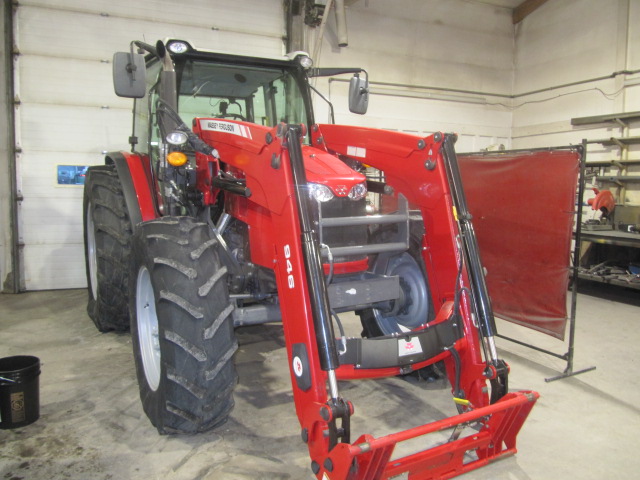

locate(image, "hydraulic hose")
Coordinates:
441 135 497 341
285 125 340 373
156 99 219 158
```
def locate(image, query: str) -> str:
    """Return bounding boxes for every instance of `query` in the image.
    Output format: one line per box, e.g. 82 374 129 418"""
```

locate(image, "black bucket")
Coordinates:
0 355 40 429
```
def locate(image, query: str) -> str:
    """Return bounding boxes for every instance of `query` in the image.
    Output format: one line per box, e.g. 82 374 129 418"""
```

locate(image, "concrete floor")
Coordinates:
0 283 639 479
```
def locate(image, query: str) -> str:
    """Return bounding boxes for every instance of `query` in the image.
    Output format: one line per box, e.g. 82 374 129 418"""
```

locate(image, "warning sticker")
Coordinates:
293 356 304 377
200 119 253 139
398 337 423 357
347 145 366 158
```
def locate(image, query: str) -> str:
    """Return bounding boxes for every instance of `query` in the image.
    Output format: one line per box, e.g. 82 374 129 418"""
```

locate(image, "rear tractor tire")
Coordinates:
83 165 133 332
129 216 238 434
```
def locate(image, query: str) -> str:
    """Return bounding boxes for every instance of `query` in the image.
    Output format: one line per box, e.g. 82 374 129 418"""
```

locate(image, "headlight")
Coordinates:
286 51 313 69
297 55 313 69
166 131 188 145
348 182 367 201
167 41 190 54
308 183 334 202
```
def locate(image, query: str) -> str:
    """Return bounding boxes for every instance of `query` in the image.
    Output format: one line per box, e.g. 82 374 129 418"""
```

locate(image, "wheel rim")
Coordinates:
86 205 98 300
373 253 430 335
136 266 161 391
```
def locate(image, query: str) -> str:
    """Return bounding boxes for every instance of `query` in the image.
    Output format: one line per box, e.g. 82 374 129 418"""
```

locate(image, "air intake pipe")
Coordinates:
334 0 348 47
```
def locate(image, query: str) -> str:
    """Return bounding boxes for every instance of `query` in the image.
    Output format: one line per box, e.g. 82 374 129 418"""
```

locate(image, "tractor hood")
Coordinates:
302 145 366 196
193 118 366 198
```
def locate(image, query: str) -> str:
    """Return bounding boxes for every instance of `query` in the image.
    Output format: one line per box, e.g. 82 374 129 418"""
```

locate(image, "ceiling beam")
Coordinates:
512 0 549 24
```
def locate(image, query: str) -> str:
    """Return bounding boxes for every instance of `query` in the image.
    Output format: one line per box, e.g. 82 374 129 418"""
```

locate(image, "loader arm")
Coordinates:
304 124 539 479
190 118 539 479
315 125 490 401
132 115 538 479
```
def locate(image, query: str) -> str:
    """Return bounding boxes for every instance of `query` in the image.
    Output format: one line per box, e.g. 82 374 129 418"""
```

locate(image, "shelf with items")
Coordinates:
571 111 640 126
573 112 640 290
573 112 640 207
595 175 640 183
584 159 640 167
586 136 640 147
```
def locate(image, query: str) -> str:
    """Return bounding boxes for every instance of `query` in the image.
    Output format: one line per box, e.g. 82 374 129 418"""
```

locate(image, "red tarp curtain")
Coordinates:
458 150 581 340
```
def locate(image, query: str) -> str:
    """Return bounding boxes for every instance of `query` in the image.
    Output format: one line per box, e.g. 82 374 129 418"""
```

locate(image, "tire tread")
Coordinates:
130 216 238 434
84 165 132 332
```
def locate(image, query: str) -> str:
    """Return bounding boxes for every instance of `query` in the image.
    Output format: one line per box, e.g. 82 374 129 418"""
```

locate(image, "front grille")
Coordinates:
319 197 368 258
315 194 410 264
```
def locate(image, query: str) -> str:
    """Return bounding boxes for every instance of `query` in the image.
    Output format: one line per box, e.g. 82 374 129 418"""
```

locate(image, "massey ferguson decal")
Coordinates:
199 119 253 139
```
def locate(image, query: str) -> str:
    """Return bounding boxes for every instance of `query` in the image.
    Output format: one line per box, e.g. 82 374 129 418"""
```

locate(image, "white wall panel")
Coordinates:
20 0 284 40
19 152 110 196
17 0 637 290
23 244 87 290
512 0 637 147
628 1 640 72
512 0 640 207
308 0 514 154
14 0 285 290
18 56 131 109
18 104 132 153
513 0 620 93
313 0 513 90
21 197 83 245
16 4 284 61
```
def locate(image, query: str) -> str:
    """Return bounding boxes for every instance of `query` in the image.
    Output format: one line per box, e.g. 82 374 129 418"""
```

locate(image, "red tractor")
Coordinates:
83 39 538 479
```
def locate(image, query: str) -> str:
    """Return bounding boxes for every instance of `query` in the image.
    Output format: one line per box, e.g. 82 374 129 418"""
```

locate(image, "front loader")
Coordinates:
83 38 538 479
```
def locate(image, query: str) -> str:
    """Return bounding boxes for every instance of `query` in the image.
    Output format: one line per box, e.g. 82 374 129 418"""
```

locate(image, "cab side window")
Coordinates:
132 60 162 154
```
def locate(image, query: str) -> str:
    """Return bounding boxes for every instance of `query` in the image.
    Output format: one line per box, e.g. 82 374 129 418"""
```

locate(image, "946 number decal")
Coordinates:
284 244 295 289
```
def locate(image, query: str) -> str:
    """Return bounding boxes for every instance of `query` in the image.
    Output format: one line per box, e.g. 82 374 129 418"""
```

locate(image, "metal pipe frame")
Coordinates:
328 67 640 101
470 142 597 382
544 139 597 382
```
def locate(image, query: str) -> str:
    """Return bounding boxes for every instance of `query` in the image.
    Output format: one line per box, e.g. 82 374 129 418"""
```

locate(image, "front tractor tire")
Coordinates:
129 216 238 434
83 165 133 332
360 230 435 337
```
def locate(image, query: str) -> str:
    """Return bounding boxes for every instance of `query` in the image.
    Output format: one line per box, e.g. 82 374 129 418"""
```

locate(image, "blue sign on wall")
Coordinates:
57 165 89 185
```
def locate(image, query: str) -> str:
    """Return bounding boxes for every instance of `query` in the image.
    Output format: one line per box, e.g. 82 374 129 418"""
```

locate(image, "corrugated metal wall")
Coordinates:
13 0 285 290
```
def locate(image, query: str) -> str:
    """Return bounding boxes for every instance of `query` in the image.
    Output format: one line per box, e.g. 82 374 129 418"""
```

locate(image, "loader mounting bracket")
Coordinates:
338 313 462 370
487 359 510 404
326 397 353 450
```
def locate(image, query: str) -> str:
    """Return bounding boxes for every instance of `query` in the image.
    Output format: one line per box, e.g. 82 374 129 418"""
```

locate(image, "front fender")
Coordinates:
105 151 158 228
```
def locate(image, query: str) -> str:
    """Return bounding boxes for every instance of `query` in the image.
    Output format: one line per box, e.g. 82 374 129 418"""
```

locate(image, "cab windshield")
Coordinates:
175 59 310 131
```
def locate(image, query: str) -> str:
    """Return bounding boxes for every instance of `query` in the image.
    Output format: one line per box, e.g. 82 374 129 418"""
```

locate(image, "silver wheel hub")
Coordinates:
86 205 98 300
136 266 161 391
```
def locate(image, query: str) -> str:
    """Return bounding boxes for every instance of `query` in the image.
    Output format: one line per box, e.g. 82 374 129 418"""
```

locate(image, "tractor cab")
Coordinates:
114 39 368 151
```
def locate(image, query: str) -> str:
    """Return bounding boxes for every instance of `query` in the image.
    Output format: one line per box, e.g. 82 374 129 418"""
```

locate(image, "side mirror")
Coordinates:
348 74 369 115
113 52 146 98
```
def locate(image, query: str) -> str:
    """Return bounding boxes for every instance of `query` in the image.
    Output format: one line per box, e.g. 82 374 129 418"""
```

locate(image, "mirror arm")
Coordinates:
308 67 367 78
125 41 159 81
132 40 158 57
356 70 369 94
127 42 138 81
